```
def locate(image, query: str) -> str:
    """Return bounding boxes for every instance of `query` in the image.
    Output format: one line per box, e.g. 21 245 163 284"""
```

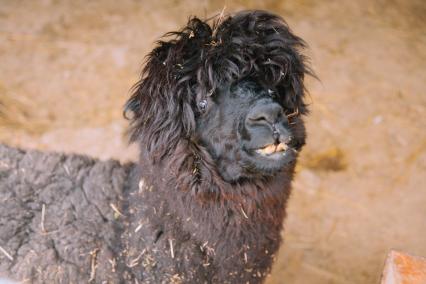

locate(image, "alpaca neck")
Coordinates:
126 148 294 282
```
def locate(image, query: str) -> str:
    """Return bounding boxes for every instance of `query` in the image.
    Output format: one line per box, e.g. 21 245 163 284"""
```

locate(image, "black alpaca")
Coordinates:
0 10 311 283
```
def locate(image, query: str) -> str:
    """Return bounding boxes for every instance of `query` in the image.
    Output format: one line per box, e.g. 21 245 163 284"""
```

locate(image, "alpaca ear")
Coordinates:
124 18 212 162
277 65 310 115
124 45 193 162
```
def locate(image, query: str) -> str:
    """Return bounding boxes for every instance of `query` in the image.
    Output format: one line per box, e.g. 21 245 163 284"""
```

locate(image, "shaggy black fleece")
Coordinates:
0 10 311 284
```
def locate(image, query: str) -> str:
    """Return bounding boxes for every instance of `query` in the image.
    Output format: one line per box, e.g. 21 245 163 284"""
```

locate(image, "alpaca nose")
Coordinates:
247 102 283 125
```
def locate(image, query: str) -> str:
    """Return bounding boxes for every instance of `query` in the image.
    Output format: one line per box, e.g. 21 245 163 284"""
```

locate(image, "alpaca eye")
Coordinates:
267 89 276 98
198 99 208 112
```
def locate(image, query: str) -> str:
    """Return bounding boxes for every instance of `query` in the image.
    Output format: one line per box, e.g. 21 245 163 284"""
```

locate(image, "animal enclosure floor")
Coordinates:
0 1 425 283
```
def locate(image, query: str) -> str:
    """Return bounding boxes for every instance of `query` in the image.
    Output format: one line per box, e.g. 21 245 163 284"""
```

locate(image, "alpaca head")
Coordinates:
125 10 312 184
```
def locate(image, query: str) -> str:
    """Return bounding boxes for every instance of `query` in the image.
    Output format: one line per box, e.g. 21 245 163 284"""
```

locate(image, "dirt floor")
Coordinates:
0 0 425 283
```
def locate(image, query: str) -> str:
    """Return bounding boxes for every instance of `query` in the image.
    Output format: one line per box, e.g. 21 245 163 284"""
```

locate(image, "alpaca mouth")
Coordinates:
255 142 288 156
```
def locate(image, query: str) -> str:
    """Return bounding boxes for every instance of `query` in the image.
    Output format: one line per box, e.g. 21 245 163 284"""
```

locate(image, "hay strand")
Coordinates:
41 204 46 233
0 245 13 261
169 239 175 259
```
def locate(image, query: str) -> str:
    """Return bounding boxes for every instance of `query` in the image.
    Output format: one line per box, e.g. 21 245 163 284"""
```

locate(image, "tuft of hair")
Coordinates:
124 10 313 162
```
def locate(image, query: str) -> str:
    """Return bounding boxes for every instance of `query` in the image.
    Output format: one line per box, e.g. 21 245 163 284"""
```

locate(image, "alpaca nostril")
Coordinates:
249 115 268 123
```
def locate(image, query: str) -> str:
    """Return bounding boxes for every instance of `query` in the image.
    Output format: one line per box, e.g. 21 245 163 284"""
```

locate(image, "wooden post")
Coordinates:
381 250 426 284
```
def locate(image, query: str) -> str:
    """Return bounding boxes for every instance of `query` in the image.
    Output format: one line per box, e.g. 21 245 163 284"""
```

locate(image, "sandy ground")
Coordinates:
0 0 425 283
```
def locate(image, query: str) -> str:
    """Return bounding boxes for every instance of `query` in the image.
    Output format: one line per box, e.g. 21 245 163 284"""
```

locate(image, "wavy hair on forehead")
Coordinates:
124 10 313 162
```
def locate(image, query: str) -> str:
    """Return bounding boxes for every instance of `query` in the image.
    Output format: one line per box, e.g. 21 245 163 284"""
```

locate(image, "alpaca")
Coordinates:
0 10 311 283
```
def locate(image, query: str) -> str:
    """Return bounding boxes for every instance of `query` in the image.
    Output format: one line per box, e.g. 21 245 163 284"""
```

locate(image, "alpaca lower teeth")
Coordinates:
256 143 287 156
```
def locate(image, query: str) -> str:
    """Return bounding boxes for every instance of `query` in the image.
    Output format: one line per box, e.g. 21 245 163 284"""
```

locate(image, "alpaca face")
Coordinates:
196 80 305 182
125 11 311 184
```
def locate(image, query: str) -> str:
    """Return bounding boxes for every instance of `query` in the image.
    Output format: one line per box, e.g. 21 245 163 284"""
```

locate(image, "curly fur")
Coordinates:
0 10 311 284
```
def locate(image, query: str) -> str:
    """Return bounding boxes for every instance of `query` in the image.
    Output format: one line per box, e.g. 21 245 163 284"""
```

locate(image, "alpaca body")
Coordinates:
0 144 291 283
